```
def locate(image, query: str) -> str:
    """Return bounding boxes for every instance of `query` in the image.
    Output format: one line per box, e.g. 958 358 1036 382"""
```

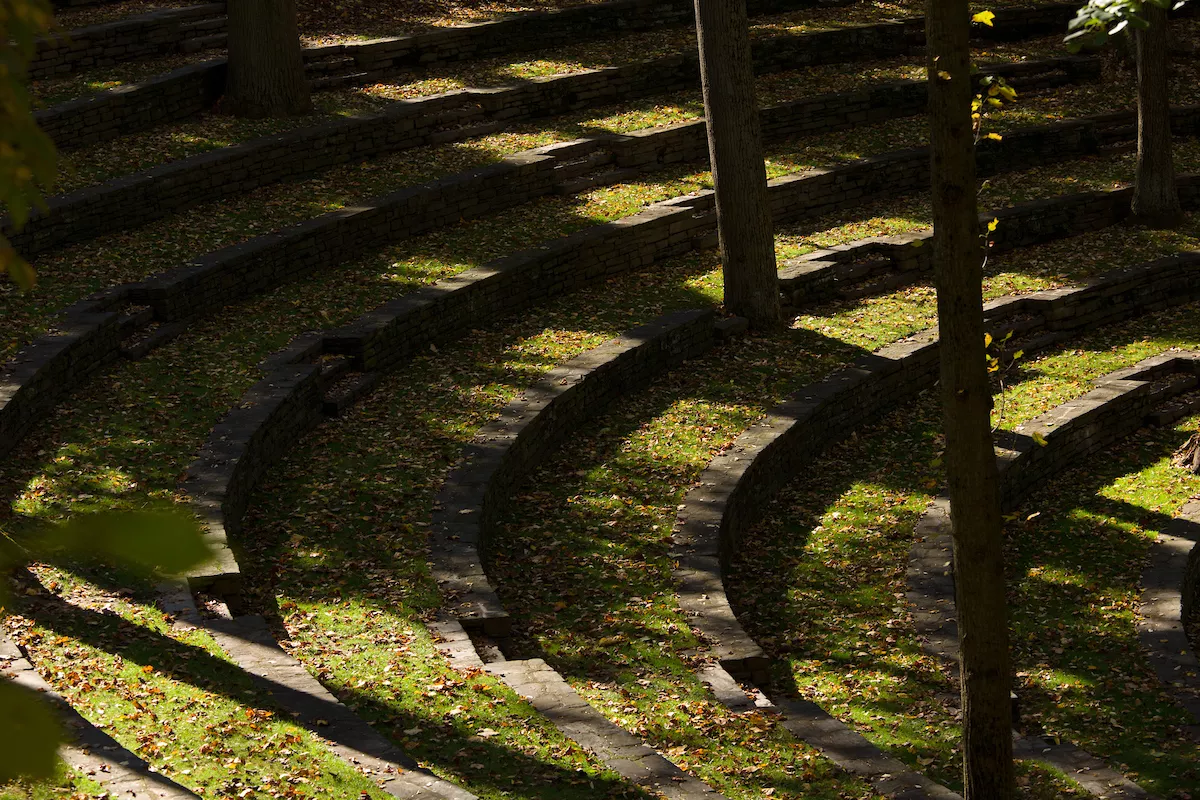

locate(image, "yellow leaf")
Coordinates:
937 70 952 81
987 217 999 233
1032 431 1048 447
985 132 1003 141
984 332 993 348
972 10 995 25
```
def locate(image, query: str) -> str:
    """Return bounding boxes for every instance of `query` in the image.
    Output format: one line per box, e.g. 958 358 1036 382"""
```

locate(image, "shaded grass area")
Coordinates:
236 250 890 799
477 231 1200 798
51 18 1161 190
51 0 198 29
2 561 399 799
31 51 218 107
730 302 1200 797
1005 416 1200 797
0 269 654 800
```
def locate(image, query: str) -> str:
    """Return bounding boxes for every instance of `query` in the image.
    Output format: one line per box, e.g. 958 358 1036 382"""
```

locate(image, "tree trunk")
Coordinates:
224 0 313 118
926 1 1016 797
1132 3 1182 228
1174 431 1200 473
693 0 782 330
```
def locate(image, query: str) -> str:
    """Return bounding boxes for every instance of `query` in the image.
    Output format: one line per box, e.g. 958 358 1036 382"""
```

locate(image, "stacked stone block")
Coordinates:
180 365 324 596
780 174 1200 306
30 4 226 79
36 61 227 151
429 309 717 632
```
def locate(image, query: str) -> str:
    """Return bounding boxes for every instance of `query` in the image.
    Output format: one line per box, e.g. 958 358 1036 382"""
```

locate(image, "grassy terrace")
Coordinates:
730 306 1200 798
47 29 1105 192
11 52 1196 367
3 136 1197 798
33 0 1089 108
6 3 1200 796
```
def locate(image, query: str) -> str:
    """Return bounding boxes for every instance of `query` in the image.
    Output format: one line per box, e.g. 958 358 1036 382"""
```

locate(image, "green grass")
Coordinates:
730 302 1200 797
8 16 1200 794
3 562 398 799
0 762 106 800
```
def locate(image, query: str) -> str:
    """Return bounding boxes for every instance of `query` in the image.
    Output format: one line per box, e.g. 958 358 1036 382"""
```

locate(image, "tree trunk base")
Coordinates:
1174 432 1200 473
1129 209 1186 230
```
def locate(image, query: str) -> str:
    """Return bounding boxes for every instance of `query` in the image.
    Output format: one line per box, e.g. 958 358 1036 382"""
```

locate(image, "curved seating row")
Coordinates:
666 253 1200 795
1 110 1192 494
177 311 732 798
906 353 1200 795
30 0 1081 151
15 55 1098 256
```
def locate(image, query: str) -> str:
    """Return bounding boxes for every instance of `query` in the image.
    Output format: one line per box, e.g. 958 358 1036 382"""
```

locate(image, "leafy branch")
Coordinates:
1065 0 1190 51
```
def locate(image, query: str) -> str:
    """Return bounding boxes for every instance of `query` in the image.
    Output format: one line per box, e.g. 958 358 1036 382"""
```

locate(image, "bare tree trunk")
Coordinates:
225 0 313 119
1132 3 1182 228
926 0 1016 796
693 0 783 330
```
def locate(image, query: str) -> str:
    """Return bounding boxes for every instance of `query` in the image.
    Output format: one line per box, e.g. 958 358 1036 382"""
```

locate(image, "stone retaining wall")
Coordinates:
29 1 1081 154
35 60 228 152
430 309 719 631
671 251 1200 681
13 55 1095 257
180 364 323 595
0 113 1181 468
0 287 132 462
781 172 1200 306
31 4 225 79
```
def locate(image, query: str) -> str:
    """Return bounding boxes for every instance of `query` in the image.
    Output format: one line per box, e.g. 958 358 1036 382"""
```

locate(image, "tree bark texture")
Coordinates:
926 0 1016 797
693 0 782 329
225 0 313 118
1132 2 1182 227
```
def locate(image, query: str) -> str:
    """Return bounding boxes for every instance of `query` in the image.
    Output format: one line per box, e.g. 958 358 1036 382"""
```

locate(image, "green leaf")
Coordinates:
1012 349 1025 360
1032 431 1049 447
0 681 63 784
46 508 211 576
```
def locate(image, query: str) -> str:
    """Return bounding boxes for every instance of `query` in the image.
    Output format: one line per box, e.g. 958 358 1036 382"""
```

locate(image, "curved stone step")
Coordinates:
13 53 1101 255
1138 500 1200 732
671 262 1200 796
426 311 731 796
485 658 722 799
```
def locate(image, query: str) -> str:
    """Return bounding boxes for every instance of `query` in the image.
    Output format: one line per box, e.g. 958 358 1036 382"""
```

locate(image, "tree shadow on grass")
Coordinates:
9 578 654 800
